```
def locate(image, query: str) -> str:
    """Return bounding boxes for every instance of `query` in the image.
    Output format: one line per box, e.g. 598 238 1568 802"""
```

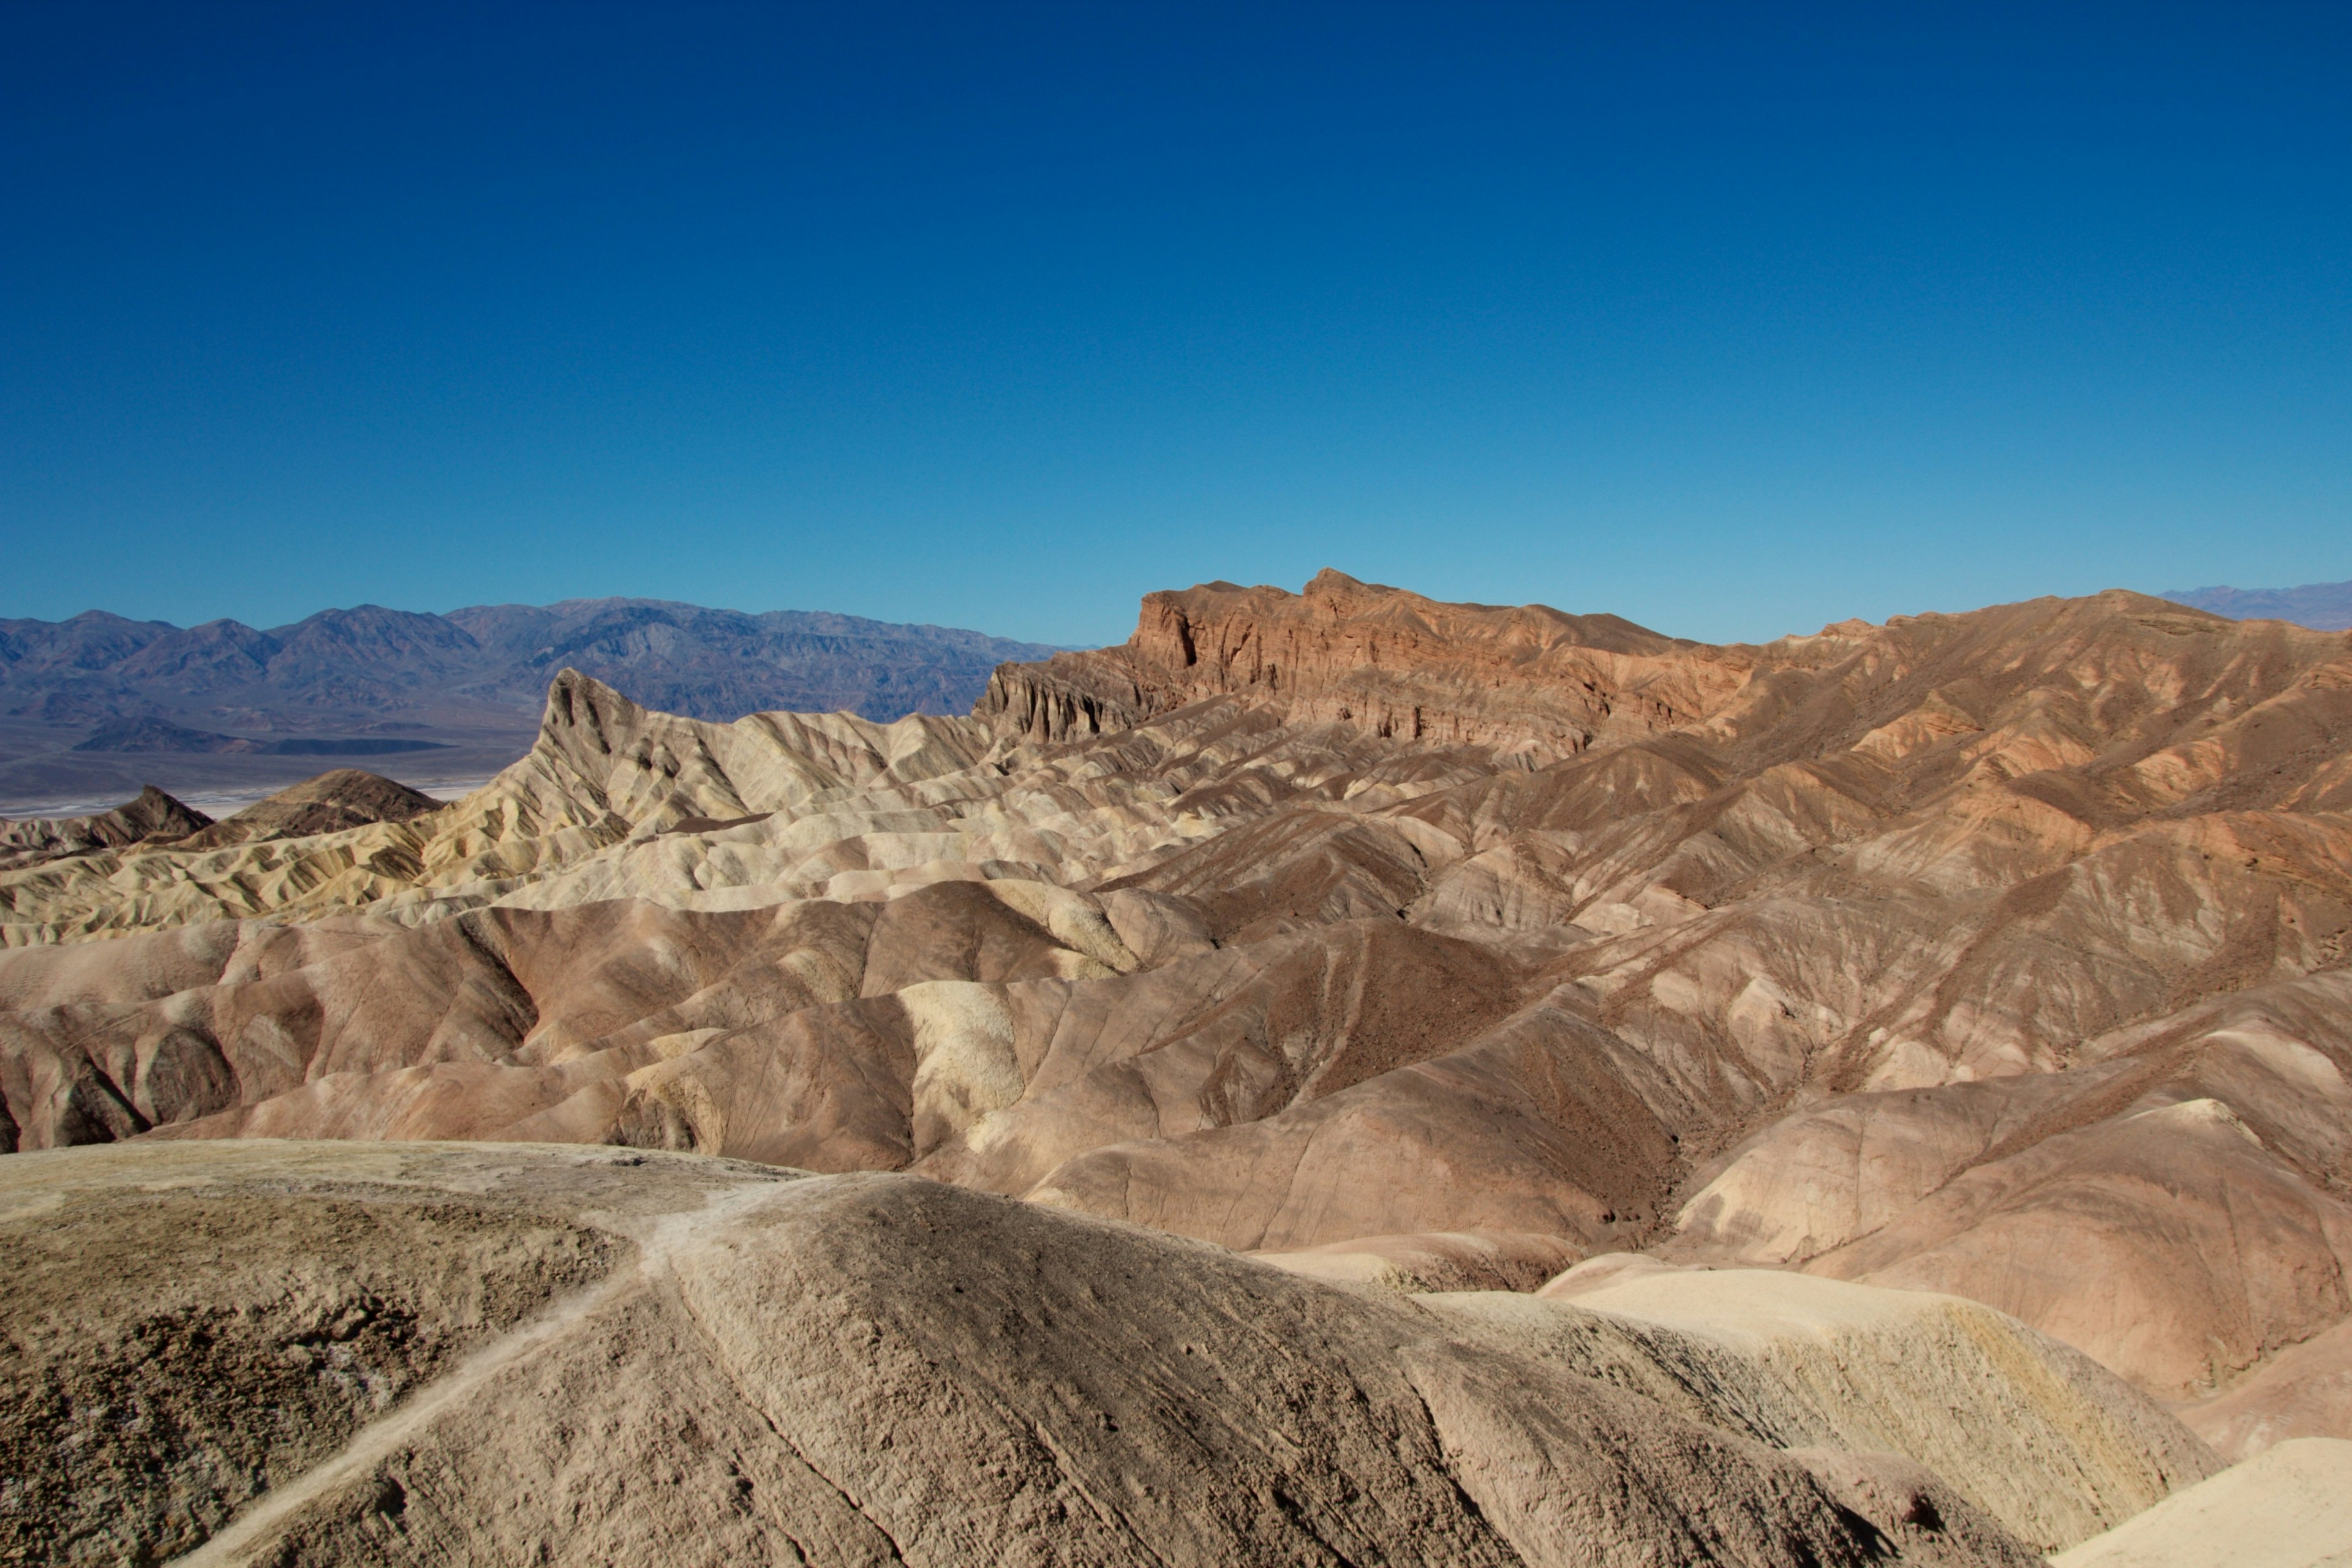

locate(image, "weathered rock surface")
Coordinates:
3 1141 2067 1567
3 570 2351 1560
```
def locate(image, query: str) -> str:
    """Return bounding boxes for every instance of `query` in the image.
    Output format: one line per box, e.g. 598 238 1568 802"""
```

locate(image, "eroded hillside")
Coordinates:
6 570 2352 1539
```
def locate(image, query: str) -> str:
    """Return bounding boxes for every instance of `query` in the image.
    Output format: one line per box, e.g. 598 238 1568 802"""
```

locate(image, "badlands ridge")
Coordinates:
4 569 2351 1564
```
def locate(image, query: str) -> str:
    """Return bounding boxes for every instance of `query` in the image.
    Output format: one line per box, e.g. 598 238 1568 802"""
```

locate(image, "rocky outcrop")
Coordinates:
1665 970 2352 1404
979 567 1746 755
0 674 1021 944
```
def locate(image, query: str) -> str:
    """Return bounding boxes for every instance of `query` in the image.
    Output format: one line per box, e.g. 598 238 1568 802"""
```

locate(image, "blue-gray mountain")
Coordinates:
2162 579 2352 631
0 598 1066 807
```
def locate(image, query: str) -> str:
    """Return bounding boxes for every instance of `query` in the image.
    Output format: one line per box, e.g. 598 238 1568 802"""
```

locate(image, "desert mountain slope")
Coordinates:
4 570 2351 1485
9 1139 2204 1566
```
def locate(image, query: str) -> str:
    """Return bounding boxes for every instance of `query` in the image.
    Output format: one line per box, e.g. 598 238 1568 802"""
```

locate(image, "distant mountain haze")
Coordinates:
2162 579 2352 631
0 598 1068 809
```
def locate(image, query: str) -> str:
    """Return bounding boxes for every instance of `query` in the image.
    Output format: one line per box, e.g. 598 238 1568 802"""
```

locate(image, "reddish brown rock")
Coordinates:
981 567 1747 755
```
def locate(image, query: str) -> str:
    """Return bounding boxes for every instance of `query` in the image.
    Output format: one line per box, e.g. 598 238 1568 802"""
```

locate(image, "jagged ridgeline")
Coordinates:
4 570 2351 1565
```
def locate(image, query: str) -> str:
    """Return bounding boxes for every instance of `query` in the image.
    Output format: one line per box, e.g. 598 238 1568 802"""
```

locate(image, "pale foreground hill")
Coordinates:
4 1141 2188 1566
4 569 2351 1560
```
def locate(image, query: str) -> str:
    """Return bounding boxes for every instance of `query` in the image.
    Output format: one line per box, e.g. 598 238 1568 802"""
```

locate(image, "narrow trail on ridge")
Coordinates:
170 1177 794 1568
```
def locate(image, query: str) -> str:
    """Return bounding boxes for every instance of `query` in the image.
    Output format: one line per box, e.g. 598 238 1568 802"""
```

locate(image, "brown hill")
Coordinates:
0 783 210 873
3 570 2351 1556
169 769 444 850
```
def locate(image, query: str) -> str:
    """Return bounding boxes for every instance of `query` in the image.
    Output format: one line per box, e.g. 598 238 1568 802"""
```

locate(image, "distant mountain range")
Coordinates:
0 598 1068 809
2162 579 2352 631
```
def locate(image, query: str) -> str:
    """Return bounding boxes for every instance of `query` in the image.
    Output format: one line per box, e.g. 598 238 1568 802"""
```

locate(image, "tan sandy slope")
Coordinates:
2051 1438 2352 1568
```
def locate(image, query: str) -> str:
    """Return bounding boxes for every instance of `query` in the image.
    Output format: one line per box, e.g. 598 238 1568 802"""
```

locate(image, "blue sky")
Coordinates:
3 2 2346 646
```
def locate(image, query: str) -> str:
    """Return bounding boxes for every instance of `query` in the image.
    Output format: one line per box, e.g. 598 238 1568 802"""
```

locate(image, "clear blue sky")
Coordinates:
3 2 2346 647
